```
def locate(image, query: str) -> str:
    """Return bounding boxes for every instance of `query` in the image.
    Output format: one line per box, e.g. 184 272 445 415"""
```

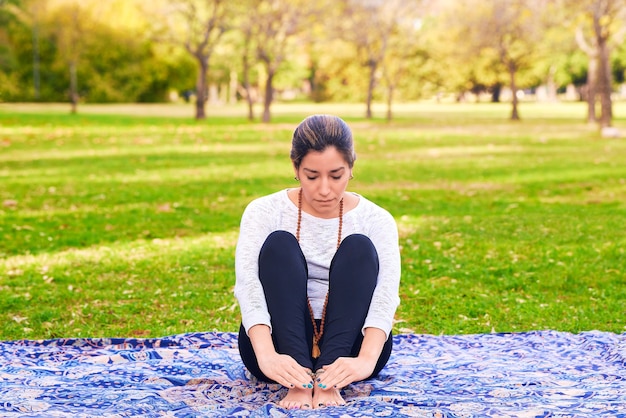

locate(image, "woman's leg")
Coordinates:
238 231 313 381
315 234 392 377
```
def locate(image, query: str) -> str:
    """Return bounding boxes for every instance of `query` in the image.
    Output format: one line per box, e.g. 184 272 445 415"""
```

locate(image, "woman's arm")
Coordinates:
235 193 313 388
234 198 275 332
357 327 388 363
361 207 401 337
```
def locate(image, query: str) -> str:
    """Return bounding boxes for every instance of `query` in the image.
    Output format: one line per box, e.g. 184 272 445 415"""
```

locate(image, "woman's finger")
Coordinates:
319 365 357 390
286 367 313 389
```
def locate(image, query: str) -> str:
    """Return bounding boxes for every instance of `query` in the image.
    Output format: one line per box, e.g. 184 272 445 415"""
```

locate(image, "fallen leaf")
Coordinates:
12 315 28 324
156 203 172 213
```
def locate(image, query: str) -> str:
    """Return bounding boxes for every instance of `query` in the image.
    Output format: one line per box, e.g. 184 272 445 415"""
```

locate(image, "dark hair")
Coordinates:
290 115 356 170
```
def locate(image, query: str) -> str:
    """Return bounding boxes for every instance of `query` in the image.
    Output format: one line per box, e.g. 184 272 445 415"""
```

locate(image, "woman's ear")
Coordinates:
293 165 299 181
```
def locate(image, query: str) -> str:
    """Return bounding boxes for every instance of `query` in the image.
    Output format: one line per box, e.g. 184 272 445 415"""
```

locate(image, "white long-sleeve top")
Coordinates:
234 189 401 338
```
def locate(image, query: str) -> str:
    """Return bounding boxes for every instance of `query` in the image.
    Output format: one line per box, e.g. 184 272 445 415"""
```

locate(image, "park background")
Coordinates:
0 0 625 341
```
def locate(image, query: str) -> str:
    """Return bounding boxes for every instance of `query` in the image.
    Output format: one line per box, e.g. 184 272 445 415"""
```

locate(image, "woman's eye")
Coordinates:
304 175 342 180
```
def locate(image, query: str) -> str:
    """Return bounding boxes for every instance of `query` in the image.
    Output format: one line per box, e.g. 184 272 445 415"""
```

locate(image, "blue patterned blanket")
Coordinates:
0 331 624 417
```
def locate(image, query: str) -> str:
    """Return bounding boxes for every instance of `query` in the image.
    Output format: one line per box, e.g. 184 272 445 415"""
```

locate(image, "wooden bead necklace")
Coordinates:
296 188 343 358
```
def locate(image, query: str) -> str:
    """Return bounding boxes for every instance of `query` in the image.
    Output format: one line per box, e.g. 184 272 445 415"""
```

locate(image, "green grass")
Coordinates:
1 101 625 340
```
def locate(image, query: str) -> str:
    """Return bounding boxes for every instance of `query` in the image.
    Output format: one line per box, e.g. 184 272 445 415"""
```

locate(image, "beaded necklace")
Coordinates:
296 188 343 358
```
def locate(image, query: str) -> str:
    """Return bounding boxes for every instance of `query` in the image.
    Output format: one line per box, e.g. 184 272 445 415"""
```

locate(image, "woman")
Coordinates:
234 114 401 410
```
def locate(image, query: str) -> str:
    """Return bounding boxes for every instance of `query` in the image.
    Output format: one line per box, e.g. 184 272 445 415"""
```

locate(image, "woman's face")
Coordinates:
294 146 352 218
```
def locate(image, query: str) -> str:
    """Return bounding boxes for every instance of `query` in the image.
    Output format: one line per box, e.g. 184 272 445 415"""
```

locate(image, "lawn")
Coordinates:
1 101 625 341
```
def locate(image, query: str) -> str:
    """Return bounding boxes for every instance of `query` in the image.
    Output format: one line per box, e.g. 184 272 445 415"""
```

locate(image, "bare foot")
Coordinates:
278 387 313 410
313 386 345 408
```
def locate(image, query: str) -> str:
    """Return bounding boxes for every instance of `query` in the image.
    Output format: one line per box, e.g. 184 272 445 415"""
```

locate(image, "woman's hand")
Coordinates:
316 327 387 390
247 324 313 389
257 352 314 389
315 356 376 390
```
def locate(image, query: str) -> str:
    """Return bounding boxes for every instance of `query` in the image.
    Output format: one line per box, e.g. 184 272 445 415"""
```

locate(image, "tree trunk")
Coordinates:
546 65 558 102
508 65 520 121
229 70 238 104
491 84 501 103
32 21 41 100
597 39 613 128
586 54 598 124
365 61 377 119
69 59 78 114
262 70 274 123
242 49 254 121
195 57 208 120
386 85 394 122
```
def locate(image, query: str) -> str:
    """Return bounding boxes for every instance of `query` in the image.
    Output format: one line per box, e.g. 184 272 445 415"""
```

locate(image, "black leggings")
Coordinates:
238 230 393 382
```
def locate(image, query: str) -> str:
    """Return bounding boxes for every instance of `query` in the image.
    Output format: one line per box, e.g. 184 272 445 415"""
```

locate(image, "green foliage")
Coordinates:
0 102 625 340
555 50 588 88
1 1 194 103
308 39 373 103
612 42 626 84
4 0 616 108
80 24 174 103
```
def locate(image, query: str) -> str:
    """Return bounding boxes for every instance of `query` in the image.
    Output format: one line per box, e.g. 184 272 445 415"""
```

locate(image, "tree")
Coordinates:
226 0 261 121
0 2 21 100
3 0 47 100
239 22 255 120
527 1 582 103
380 3 432 121
153 0 232 120
248 0 317 123
572 0 626 128
49 1 86 113
336 0 400 119
445 0 550 120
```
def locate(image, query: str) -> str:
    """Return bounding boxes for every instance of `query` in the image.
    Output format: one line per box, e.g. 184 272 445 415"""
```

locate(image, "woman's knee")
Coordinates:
263 230 298 249
333 234 379 276
340 234 377 259
258 230 307 289
259 230 301 261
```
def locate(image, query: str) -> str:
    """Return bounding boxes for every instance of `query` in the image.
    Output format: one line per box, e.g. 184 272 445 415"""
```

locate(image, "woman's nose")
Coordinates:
319 177 331 195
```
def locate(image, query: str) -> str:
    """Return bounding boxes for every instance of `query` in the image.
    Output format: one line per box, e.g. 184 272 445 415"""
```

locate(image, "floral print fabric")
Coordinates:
0 330 624 417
